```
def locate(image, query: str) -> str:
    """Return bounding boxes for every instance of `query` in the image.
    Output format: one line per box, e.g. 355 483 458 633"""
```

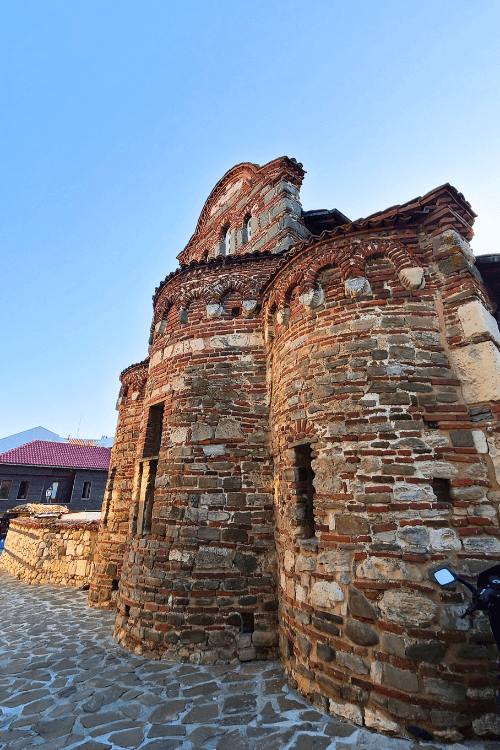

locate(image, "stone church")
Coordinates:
88 156 500 740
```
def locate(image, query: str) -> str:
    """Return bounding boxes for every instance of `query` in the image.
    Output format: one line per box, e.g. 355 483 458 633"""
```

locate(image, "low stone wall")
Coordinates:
0 518 99 586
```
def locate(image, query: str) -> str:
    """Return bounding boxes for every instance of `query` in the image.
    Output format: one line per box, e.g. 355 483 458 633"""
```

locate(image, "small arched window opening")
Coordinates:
245 216 252 243
225 228 232 255
295 443 316 539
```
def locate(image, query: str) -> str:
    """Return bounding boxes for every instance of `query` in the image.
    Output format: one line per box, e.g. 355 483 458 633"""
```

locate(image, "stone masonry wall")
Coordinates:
88 359 149 609
265 230 500 742
113 257 280 664
1 518 99 586
89 157 500 740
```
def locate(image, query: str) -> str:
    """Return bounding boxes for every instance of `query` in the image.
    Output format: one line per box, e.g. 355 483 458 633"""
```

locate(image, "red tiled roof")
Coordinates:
0 441 110 470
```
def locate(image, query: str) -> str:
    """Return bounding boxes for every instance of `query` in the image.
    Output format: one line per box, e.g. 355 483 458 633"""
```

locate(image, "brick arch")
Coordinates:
299 245 347 291
263 299 278 343
289 419 317 442
153 295 177 328
206 277 259 303
178 286 209 311
120 359 149 395
298 239 421 293
180 277 258 310
347 239 419 276
271 268 306 311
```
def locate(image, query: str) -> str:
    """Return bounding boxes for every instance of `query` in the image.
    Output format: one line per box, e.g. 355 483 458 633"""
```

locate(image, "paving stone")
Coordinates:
31 716 76 739
220 713 256 726
148 699 188 722
140 741 183 750
187 725 221 744
181 703 219 723
72 742 112 750
147 723 187 737
79 711 124 729
223 694 257 714
21 697 55 714
106 727 144 748
289 734 331 750
182 680 219 697
324 721 356 737
2 688 50 706
216 729 249 750
277 694 307 711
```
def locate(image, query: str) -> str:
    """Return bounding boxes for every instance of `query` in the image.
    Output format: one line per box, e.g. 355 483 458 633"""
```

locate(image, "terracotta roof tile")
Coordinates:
0 441 110 470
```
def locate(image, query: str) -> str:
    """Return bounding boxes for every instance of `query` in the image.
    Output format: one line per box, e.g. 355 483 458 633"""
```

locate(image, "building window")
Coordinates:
225 228 232 255
0 480 12 500
82 482 92 499
246 216 252 242
47 481 60 502
17 481 30 500
294 443 316 539
432 478 451 504
143 402 164 458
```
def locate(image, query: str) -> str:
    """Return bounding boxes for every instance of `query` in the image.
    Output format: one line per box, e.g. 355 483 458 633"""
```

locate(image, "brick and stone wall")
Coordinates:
88 359 149 608
88 157 500 740
1 518 99 586
264 229 500 741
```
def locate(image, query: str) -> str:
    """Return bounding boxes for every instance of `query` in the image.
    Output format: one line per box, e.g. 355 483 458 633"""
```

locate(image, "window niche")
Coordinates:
224 227 232 255
143 402 164 459
135 401 164 537
294 443 316 540
431 477 451 504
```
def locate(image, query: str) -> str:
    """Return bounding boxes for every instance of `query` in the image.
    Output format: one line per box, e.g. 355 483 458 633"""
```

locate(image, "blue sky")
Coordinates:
1 0 499 441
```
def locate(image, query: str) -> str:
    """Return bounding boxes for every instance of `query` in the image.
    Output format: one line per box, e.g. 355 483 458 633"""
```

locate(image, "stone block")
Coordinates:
450 429 474 448
194 547 235 569
310 581 345 608
316 643 335 661
457 299 500 345
387 698 427 721
429 528 462 552
383 663 419 692
430 709 470 727
424 677 466 701
451 341 500 403
334 516 370 536
381 633 405 658
335 651 370 675
347 588 377 620
344 619 379 647
252 630 278 647
379 590 438 627
405 641 446 664
328 699 363 725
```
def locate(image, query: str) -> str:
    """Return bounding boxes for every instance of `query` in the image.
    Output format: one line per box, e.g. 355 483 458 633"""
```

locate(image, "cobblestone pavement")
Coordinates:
0 569 497 750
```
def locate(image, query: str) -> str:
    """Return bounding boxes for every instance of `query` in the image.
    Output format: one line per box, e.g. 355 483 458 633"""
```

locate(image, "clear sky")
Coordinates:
1 0 499 441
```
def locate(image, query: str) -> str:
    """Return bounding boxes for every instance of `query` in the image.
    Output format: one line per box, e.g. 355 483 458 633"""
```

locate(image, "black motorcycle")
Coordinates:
434 564 500 649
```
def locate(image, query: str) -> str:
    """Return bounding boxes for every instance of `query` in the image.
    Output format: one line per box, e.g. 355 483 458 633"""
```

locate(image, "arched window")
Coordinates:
246 217 252 242
225 228 232 255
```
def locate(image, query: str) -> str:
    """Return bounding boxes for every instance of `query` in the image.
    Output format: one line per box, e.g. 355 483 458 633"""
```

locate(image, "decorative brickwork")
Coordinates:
89 158 500 740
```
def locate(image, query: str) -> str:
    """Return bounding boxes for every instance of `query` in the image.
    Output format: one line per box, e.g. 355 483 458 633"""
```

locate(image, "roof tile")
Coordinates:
0 441 110 470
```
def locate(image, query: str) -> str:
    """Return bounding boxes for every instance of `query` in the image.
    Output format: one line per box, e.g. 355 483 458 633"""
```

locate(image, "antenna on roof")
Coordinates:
76 411 82 438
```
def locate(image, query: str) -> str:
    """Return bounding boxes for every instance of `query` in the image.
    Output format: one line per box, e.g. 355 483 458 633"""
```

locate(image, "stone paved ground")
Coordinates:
0 569 498 750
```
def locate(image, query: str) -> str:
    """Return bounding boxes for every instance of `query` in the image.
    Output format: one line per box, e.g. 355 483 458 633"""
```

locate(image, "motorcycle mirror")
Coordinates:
434 568 456 586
